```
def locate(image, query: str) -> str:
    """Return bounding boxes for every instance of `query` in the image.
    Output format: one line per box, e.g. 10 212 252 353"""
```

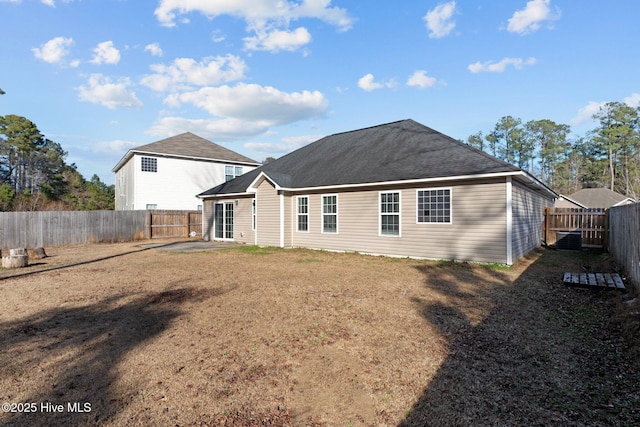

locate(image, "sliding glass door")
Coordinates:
214 202 233 240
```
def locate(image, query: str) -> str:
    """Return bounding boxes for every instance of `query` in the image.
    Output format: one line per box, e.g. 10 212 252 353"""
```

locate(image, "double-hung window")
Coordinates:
322 195 338 233
417 188 451 223
225 165 244 182
380 192 400 236
297 196 309 232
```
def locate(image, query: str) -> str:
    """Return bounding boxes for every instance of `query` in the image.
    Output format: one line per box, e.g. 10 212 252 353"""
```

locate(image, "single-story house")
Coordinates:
113 132 261 210
198 120 557 265
556 188 635 209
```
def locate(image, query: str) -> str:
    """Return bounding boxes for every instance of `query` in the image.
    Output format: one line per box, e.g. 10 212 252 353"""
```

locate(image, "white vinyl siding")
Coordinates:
117 154 258 210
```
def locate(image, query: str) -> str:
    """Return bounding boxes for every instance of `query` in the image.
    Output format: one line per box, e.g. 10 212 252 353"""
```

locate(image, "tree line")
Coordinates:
466 101 640 199
0 114 114 211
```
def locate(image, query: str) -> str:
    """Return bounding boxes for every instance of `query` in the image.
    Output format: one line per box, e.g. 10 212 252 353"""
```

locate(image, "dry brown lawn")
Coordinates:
0 240 638 426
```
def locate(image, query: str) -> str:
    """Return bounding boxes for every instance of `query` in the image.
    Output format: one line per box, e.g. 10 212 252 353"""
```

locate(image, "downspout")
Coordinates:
506 176 513 265
279 191 285 248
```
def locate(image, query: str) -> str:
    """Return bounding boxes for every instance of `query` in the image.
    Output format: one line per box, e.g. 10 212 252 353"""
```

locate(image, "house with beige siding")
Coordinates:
198 120 557 265
113 132 260 211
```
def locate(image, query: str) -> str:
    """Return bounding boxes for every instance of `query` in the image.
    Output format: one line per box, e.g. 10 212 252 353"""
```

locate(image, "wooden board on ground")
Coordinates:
563 272 625 289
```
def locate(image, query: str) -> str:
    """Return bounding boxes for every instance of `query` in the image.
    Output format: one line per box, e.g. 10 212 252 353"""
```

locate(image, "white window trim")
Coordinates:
296 196 310 233
379 191 401 237
252 198 256 231
321 193 338 234
415 187 453 225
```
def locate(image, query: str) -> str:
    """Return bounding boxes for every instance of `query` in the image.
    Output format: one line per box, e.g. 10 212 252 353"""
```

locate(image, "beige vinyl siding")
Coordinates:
202 199 215 241
283 191 292 247
256 179 281 246
291 178 508 263
511 181 553 260
233 197 255 244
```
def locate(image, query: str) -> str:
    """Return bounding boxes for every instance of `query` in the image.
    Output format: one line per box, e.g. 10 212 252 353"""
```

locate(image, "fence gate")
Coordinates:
146 210 202 239
544 207 608 249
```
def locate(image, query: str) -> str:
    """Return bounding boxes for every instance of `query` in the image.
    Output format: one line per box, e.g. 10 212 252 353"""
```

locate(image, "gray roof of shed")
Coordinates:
568 188 635 209
199 119 531 197
113 132 259 172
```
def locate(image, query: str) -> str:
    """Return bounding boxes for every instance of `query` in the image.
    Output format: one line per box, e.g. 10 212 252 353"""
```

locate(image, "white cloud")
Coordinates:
468 57 536 73
77 74 143 109
572 94 640 125
91 139 138 154
507 0 559 35
245 134 321 153
40 0 74 5
624 93 640 107
32 36 75 64
144 43 163 57
147 117 275 140
357 73 396 92
147 84 328 140
154 0 353 29
211 29 226 43
169 83 328 123
424 1 457 39
407 70 438 89
90 41 121 65
141 55 246 92
243 27 312 52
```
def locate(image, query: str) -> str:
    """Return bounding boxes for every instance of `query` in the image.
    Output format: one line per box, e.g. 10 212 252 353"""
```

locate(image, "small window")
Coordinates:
225 165 234 181
380 192 400 236
146 204 158 210
417 188 451 224
322 195 337 233
141 157 157 172
297 196 309 232
225 165 244 181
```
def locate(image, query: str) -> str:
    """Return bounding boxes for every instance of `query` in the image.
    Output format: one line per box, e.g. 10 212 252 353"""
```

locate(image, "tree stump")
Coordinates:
2 248 29 268
29 247 47 259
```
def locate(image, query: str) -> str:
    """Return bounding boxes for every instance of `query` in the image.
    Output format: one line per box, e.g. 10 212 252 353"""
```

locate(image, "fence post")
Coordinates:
146 210 152 239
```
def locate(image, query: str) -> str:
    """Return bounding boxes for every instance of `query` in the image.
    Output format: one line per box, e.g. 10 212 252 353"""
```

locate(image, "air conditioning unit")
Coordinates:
556 232 581 251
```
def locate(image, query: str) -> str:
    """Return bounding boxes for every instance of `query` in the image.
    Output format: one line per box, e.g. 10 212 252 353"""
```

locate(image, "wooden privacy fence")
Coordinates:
608 203 640 286
544 207 609 249
146 210 202 239
0 210 147 249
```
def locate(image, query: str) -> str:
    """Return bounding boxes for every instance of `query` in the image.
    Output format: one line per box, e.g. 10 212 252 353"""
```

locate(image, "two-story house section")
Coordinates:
113 132 261 210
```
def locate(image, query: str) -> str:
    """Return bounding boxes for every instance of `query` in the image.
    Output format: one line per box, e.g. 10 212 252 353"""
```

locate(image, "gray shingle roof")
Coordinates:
199 119 523 196
568 188 635 209
113 132 259 172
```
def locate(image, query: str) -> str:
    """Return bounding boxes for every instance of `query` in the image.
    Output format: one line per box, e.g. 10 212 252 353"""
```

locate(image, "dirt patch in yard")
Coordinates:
0 241 638 426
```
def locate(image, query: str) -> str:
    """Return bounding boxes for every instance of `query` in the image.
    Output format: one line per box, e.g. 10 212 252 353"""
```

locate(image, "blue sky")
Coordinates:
1 0 639 185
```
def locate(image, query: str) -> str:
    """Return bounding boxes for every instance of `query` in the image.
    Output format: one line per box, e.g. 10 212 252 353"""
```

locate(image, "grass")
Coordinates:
0 242 638 426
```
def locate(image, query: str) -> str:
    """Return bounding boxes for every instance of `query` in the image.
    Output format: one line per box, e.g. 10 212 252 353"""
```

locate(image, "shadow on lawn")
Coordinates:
0 240 210 282
401 249 640 426
0 286 225 426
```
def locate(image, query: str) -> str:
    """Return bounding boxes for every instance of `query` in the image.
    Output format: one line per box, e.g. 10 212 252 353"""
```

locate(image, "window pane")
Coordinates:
417 189 451 223
323 215 336 232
